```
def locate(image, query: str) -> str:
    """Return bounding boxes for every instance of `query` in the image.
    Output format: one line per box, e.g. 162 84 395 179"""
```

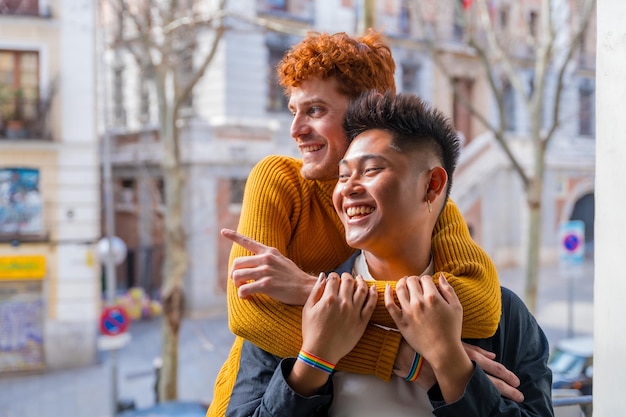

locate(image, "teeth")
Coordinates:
346 206 374 217
302 144 323 152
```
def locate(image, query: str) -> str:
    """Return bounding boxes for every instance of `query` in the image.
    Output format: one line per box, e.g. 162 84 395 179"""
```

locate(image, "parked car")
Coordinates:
549 336 593 395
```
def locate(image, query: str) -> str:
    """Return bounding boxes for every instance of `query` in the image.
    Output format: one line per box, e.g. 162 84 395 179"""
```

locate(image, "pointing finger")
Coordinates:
221 228 270 255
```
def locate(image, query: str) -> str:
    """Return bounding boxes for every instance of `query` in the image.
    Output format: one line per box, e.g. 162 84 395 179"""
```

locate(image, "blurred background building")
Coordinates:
0 0 596 371
0 0 100 371
99 0 595 315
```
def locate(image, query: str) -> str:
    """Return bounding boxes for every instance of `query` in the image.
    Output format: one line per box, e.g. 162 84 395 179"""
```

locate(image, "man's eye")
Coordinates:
308 106 324 116
364 167 382 174
338 172 350 181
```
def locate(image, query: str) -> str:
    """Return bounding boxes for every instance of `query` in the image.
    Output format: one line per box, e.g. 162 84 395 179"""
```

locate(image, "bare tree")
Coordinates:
101 0 312 400
409 0 595 313
104 0 227 401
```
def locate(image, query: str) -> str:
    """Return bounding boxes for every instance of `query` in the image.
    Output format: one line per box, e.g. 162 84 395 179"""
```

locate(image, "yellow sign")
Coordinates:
0 255 47 280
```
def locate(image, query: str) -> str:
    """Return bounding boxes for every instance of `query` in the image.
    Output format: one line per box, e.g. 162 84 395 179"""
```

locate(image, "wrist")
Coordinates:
297 349 337 374
287 350 335 397
298 273 318 305
430 344 473 394
405 352 424 382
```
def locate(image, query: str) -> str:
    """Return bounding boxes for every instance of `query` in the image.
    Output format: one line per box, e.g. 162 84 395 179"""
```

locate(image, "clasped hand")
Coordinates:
301 272 378 365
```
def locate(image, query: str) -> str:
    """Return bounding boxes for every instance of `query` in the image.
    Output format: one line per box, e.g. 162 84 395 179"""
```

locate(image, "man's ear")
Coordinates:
425 166 447 203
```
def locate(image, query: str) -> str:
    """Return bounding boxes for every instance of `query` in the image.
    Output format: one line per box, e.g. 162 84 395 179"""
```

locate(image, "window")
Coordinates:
156 178 165 206
528 11 538 38
399 0 411 36
178 45 195 110
401 63 420 95
0 50 39 138
499 7 509 31
230 178 246 206
139 64 154 122
262 0 287 11
139 79 150 123
578 80 595 137
119 179 135 205
267 47 288 112
453 77 473 144
0 0 39 15
0 167 43 236
453 0 465 41
112 63 125 127
502 80 516 132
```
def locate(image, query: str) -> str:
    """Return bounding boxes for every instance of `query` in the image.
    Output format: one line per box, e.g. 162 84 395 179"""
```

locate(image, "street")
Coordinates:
0 315 235 417
0 260 594 417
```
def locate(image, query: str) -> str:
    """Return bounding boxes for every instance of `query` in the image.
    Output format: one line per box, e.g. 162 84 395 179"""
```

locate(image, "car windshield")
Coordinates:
549 349 586 377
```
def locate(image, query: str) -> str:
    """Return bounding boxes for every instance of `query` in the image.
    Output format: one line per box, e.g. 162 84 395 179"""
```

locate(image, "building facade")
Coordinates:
103 0 596 315
0 0 100 371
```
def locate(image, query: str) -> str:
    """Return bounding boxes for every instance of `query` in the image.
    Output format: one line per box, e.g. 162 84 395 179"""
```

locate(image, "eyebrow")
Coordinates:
288 97 328 109
338 153 387 166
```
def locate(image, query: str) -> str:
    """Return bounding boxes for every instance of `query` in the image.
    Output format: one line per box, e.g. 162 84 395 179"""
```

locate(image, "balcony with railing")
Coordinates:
0 93 54 141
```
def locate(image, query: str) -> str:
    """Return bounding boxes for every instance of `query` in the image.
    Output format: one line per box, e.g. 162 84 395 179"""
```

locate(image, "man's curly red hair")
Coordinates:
277 30 396 99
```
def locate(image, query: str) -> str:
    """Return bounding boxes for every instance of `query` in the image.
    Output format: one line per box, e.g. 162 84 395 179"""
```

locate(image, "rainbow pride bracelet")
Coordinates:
297 350 336 374
405 352 424 382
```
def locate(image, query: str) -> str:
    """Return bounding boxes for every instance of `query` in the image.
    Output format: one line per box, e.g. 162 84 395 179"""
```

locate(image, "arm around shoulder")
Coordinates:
226 156 309 358
431 199 501 338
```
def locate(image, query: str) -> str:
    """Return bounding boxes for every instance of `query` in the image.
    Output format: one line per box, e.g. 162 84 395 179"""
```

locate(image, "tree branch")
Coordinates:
175 0 227 111
544 0 596 145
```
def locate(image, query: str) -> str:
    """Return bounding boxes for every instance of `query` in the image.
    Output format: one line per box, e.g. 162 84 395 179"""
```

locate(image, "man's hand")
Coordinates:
462 343 524 402
287 272 377 396
385 274 464 362
301 272 378 365
221 228 317 305
385 274 473 404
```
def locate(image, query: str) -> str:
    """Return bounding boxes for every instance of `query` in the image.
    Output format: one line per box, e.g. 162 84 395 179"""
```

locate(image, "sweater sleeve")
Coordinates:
431 200 502 338
227 156 401 381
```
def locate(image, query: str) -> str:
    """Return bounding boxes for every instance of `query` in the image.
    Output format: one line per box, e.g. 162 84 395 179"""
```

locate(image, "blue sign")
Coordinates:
559 220 585 266
99 306 130 336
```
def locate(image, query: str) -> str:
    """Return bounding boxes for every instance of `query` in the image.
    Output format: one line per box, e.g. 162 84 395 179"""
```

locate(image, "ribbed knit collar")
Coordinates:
353 250 434 281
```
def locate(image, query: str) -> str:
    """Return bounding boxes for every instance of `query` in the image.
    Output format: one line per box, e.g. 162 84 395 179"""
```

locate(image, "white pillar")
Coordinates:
594 0 626 414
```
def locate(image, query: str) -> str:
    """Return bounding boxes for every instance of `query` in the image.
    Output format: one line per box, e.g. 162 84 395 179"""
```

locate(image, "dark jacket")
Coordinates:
226 252 554 417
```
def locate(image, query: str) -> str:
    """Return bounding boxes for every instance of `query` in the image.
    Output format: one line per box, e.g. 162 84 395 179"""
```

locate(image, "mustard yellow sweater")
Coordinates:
207 155 501 417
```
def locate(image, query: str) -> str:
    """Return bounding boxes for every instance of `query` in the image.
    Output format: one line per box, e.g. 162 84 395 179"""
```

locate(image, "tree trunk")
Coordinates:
357 0 375 34
155 68 187 401
160 308 180 400
523 132 547 313
524 186 542 314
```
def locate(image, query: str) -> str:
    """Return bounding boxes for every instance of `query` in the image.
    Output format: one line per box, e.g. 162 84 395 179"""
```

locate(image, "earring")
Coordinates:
427 200 432 214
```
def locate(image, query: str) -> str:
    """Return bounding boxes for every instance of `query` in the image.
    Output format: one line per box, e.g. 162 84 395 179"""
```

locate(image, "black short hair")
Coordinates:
344 90 461 200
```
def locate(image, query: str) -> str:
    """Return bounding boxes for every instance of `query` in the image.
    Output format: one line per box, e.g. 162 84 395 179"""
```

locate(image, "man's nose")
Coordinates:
341 174 363 196
290 113 310 139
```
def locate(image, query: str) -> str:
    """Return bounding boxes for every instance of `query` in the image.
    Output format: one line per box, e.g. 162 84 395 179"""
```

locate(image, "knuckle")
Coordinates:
267 247 280 256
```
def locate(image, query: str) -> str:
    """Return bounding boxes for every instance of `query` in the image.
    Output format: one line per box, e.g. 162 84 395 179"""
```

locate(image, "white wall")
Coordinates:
45 0 100 369
594 0 626 413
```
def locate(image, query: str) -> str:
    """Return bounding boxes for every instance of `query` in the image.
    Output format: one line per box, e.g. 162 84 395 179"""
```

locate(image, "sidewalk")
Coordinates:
0 260 594 417
0 314 234 417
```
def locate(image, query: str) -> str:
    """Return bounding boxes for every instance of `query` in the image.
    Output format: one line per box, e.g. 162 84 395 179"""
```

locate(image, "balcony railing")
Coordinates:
0 96 54 141
553 394 593 417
